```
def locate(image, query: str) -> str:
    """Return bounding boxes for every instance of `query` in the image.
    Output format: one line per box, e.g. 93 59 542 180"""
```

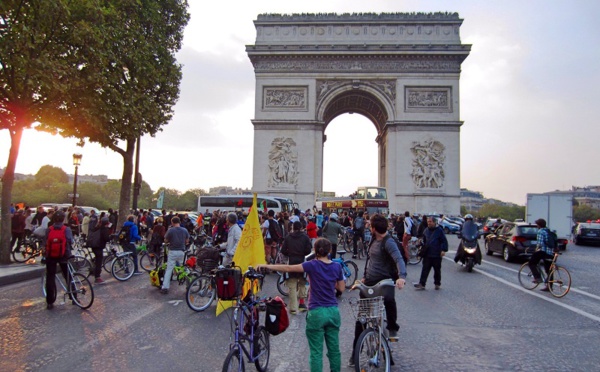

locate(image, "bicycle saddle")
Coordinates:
352 278 395 298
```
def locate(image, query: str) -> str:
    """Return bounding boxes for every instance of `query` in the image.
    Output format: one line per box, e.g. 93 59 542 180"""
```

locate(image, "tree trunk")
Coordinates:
0 126 24 264
116 139 136 227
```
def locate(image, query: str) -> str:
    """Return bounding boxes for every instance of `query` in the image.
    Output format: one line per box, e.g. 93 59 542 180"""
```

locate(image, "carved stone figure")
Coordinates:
268 137 298 188
410 139 446 188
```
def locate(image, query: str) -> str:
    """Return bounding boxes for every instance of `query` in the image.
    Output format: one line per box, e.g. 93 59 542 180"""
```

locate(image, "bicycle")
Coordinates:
406 237 423 265
111 251 135 281
518 251 572 298
186 249 225 312
12 235 44 263
349 279 397 372
41 256 95 309
222 267 270 372
276 251 357 297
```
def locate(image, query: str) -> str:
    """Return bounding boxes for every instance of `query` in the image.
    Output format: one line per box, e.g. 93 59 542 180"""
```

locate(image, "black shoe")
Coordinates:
352 255 357 259
348 357 355 367
540 286 550 292
388 329 398 338
414 283 425 290
46 303 54 310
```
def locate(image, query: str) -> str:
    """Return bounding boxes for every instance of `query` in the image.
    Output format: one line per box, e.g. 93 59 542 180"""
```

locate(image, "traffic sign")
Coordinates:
68 193 80 198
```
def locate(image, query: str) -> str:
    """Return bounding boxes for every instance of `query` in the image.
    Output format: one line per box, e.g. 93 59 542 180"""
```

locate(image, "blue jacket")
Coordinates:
423 226 449 258
124 220 141 243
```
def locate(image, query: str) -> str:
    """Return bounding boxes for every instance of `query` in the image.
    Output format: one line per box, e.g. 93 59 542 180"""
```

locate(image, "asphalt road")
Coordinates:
1 235 600 372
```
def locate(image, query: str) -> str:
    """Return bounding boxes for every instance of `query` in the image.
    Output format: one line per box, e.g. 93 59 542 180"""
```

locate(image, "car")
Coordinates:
484 222 538 262
436 217 461 234
78 206 101 215
573 222 600 246
482 217 506 238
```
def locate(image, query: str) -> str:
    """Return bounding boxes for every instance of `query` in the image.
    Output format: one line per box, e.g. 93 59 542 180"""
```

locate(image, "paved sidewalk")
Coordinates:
0 258 45 286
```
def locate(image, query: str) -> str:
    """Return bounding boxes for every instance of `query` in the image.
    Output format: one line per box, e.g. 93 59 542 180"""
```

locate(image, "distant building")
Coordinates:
460 188 520 213
208 186 251 195
545 186 600 209
67 174 108 185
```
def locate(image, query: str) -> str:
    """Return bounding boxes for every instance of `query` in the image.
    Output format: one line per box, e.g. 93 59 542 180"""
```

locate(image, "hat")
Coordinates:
330 213 338 221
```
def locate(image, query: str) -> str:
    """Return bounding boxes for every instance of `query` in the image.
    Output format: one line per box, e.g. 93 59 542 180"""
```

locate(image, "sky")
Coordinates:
2 0 600 206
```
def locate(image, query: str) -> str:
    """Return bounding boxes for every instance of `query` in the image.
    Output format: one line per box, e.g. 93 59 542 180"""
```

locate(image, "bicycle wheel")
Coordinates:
408 245 422 265
276 274 289 297
518 262 539 290
222 346 244 372
354 328 391 372
139 252 158 272
12 243 35 263
70 256 93 278
111 256 134 281
186 275 216 312
70 273 94 309
343 260 358 289
548 266 572 298
254 326 270 372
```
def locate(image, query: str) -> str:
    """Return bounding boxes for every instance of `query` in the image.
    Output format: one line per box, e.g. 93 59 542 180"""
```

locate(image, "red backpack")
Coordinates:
46 225 67 259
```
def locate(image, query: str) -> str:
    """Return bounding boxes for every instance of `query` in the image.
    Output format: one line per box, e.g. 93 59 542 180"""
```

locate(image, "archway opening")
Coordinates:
323 113 378 197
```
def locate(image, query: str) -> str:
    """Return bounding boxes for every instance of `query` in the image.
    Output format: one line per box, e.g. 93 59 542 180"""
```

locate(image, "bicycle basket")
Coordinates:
349 296 385 323
199 259 219 273
215 267 243 300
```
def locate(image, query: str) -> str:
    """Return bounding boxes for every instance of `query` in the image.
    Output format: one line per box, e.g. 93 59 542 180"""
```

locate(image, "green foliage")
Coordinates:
573 205 600 222
477 203 525 222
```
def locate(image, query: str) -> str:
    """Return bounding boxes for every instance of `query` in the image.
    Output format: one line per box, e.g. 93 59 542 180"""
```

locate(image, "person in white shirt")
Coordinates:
219 213 242 266
402 211 413 262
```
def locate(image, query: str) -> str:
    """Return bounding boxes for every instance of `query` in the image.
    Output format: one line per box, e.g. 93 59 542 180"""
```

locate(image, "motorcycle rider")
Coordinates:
454 214 482 265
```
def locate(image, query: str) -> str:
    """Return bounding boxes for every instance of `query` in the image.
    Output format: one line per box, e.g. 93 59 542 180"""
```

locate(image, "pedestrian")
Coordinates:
281 221 313 314
350 213 407 366
89 217 111 284
416 215 428 238
321 213 345 259
122 215 143 275
257 238 345 372
217 213 242 267
149 217 166 257
44 211 73 310
24 208 34 238
415 217 448 290
402 211 414 262
161 216 190 294
10 209 26 250
352 211 365 259
306 216 318 245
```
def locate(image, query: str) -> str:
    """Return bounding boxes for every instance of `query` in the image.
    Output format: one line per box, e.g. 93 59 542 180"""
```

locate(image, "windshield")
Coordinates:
462 222 479 239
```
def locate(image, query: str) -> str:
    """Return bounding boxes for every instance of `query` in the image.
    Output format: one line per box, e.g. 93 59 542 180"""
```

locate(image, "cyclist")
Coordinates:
321 213 345 259
350 213 407 366
44 211 73 310
217 213 242 266
161 216 190 294
529 218 556 292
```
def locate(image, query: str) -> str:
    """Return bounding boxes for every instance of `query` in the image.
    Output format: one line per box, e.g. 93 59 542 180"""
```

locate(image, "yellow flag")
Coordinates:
216 193 266 315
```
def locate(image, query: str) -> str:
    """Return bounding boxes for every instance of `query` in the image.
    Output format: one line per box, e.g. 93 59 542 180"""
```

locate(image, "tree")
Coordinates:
1 1 105 263
573 205 600 222
43 1 190 226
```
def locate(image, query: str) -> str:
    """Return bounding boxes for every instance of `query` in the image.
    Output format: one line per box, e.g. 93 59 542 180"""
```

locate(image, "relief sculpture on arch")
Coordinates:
268 137 298 189
411 139 446 189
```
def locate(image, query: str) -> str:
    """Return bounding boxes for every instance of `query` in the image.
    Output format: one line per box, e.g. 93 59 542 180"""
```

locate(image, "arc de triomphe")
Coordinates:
246 13 471 214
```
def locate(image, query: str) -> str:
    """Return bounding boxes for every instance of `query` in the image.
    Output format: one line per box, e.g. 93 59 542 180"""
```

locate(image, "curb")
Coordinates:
0 266 45 287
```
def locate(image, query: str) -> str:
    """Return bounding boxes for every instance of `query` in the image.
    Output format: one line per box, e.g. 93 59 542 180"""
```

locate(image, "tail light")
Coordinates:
511 236 527 243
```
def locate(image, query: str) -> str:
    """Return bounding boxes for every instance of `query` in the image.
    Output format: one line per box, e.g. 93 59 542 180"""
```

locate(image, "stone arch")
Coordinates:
247 12 471 214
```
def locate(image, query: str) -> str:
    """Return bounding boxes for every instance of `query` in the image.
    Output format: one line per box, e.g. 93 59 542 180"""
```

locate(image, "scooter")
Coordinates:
455 223 481 272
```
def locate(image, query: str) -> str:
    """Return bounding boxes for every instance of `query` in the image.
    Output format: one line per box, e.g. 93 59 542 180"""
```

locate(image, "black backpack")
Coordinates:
354 217 364 231
546 228 558 250
268 219 283 243
117 225 132 246
410 219 418 236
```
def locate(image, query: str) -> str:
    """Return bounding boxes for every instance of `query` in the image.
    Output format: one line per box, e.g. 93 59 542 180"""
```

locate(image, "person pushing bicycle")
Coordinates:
529 218 557 292
44 211 73 310
349 213 406 367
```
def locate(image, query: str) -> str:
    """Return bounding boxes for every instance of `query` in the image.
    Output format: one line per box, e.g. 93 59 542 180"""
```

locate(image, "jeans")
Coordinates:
286 276 307 312
125 243 139 272
45 258 70 305
305 306 341 372
162 250 185 290
92 247 104 278
529 250 552 280
419 256 442 286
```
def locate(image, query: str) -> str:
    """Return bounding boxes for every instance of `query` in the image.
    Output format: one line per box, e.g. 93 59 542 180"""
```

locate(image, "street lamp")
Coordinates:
72 154 82 207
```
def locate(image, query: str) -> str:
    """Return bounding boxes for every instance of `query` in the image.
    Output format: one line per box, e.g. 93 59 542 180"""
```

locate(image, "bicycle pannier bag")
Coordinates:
117 225 131 246
265 296 289 335
46 225 67 259
149 263 167 288
215 268 243 300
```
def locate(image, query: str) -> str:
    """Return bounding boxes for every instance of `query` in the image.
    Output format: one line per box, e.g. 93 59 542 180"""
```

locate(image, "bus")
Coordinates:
197 195 298 214
315 186 389 216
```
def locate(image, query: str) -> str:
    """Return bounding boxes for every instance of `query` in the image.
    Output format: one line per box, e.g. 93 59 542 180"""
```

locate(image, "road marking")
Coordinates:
444 256 600 323
168 300 183 306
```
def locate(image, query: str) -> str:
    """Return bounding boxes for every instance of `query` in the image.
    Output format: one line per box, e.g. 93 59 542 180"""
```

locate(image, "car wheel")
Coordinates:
503 246 512 262
485 240 494 256
574 236 580 246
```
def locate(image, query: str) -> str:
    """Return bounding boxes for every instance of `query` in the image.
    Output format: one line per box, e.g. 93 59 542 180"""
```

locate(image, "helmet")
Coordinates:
330 213 338 221
465 214 473 220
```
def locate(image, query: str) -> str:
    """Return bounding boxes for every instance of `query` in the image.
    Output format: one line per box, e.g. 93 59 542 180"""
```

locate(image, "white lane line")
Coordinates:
445 256 600 323
479 258 600 301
